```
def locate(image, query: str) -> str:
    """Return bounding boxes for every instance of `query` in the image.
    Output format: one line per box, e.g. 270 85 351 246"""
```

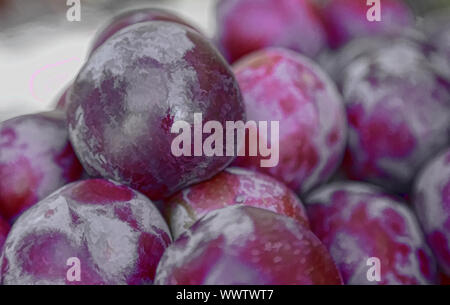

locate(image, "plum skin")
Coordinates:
155 205 342 285
0 179 172 285
0 111 83 223
232 47 347 195
318 0 414 49
305 182 438 285
340 38 450 194
413 148 450 277
67 21 245 201
89 8 201 56
215 0 327 63
0 216 9 253
164 167 309 239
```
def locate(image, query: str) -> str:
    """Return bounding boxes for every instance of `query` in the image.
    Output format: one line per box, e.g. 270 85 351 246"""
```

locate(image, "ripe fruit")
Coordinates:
0 179 171 285
0 216 9 252
0 112 83 222
413 148 450 277
89 8 200 55
341 38 450 193
164 167 309 239
305 182 437 284
232 48 347 195
318 0 414 49
67 21 245 201
215 0 327 63
155 205 342 285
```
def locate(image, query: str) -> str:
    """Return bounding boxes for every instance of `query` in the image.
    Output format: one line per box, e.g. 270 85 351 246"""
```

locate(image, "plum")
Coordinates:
215 0 327 63
164 167 309 239
0 111 83 222
232 48 347 195
155 205 342 285
305 182 437 285
67 21 245 201
0 216 9 253
55 85 72 112
341 37 450 193
318 0 414 49
0 179 171 285
413 148 450 276
89 8 201 56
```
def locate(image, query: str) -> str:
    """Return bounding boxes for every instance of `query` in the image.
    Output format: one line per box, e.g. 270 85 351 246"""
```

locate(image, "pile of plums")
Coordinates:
1 0 450 285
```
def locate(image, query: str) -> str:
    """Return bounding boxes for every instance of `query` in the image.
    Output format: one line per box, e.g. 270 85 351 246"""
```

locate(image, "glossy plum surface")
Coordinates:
164 167 309 239
0 179 171 285
413 148 450 276
155 205 342 285
341 38 450 193
216 0 327 63
67 22 245 201
306 182 437 284
0 111 83 222
232 48 347 195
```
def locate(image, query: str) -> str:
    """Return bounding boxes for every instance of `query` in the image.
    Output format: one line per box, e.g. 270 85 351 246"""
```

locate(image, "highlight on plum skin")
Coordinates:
232 47 347 195
0 179 172 285
215 0 327 63
413 148 450 277
340 37 450 194
89 7 201 56
67 21 245 201
305 182 438 285
155 205 343 285
0 111 84 223
317 0 414 49
164 167 309 239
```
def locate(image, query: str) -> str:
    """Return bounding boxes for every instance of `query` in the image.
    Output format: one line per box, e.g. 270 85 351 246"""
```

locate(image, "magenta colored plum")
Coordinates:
0 216 9 253
0 112 83 222
0 179 172 285
67 22 245 201
164 167 309 239
318 0 414 49
305 182 438 284
89 8 201 56
413 148 450 276
341 38 450 193
216 0 327 63
155 205 342 285
232 48 347 195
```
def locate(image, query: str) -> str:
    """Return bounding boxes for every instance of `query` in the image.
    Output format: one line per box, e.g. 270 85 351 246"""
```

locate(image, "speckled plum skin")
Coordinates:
0 112 83 222
0 216 10 253
216 0 327 63
232 48 347 195
0 179 172 285
318 0 413 49
413 148 450 276
67 22 245 201
89 8 200 56
164 167 309 239
341 38 450 194
155 205 342 285
305 182 437 285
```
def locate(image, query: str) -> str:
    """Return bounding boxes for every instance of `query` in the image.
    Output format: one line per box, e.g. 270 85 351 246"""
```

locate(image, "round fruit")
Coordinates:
305 182 437 284
0 112 83 222
155 205 342 285
67 21 245 201
0 179 171 285
89 8 200 55
232 48 347 195
318 0 413 49
164 167 308 239
341 38 450 193
216 0 327 63
413 148 450 276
